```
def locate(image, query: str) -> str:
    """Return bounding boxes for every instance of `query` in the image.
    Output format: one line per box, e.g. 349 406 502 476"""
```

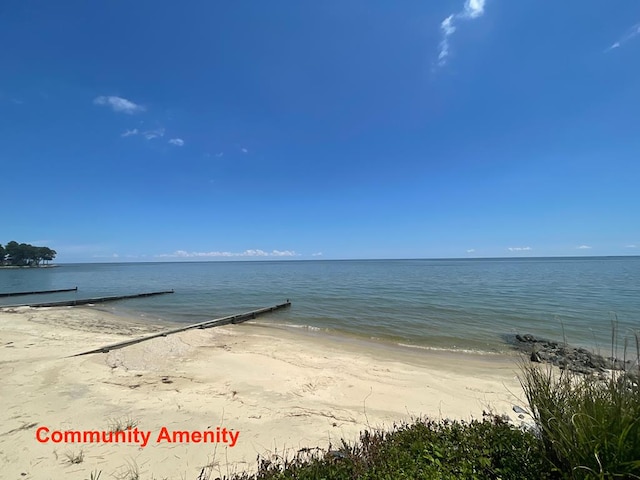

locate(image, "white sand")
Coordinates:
0 306 527 479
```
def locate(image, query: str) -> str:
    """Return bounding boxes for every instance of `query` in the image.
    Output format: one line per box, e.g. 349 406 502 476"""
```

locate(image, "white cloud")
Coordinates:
241 147 248 153
271 250 297 257
607 22 640 51
311 252 323 257
508 246 532 252
438 15 456 65
143 128 165 140
215 152 224 158
157 249 299 258
121 128 139 137
463 0 485 19
168 138 184 146
625 244 637 248
466 249 476 253
436 0 487 67
94 96 145 114
577 245 592 250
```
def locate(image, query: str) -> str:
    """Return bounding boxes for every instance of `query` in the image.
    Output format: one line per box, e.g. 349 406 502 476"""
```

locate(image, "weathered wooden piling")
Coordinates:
70 300 292 357
10 290 174 308
0 287 78 298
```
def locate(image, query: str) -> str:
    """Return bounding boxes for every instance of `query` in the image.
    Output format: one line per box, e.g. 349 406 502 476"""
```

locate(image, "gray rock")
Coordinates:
510 333 640 377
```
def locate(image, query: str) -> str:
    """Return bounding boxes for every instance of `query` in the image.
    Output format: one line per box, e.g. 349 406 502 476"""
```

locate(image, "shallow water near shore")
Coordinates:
1 257 638 354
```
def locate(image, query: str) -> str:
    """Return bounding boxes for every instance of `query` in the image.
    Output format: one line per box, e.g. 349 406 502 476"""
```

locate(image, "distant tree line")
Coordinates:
0 241 57 267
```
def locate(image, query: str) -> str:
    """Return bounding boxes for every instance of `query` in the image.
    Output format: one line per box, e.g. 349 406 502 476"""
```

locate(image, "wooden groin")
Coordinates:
11 290 174 308
71 300 292 357
0 287 78 298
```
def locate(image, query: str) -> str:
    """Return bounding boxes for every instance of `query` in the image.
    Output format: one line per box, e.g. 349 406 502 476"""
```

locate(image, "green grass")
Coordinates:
520 363 640 479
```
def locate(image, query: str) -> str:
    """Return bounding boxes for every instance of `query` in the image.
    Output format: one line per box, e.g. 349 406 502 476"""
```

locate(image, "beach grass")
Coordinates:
520 361 640 479
64 448 85 464
108 416 139 433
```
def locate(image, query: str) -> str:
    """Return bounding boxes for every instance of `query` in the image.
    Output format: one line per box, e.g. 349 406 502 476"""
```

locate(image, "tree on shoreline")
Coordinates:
0 241 56 266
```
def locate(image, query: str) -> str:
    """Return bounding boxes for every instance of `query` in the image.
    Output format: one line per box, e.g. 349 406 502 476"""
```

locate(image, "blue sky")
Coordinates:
1 1 639 262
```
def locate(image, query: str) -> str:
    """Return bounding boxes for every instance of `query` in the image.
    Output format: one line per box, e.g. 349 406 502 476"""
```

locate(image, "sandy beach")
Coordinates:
1 306 527 479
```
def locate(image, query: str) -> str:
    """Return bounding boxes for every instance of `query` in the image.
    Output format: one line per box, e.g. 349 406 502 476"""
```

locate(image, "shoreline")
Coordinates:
1 306 527 479
0 264 58 269
245 319 517 360
106 302 520 357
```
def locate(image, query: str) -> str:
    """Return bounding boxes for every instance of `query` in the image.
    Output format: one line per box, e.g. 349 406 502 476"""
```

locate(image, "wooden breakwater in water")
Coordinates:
0 287 78 298
71 300 292 357
9 290 175 308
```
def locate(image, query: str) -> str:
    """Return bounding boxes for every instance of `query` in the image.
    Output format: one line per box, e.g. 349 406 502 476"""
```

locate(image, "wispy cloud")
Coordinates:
311 252 323 257
94 96 145 114
466 248 476 253
215 152 224 158
121 128 139 137
143 128 165 140
241 147 248 154
607 22 640 51
577 245 592 250
508 246 532 252
168 138 184 146
625 244 637 248
438 16 456 66
436 0 487 67
157 249 299 258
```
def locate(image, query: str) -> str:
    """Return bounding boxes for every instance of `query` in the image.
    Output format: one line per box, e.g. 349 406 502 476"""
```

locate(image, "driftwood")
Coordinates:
70 300 292 357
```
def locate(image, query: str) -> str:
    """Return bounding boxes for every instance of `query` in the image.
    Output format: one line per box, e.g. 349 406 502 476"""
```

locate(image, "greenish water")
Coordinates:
1 258 638 354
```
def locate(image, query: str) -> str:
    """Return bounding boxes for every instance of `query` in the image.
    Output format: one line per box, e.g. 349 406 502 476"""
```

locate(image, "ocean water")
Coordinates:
1 258 639 354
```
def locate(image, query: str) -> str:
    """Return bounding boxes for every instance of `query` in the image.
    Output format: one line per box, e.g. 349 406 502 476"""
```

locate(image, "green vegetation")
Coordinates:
0 240 56 266
521 362 640 479
216 361 639 480
227 414 550 480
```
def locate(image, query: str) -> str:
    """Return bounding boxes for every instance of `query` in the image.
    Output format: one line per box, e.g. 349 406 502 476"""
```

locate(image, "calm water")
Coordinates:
1 258 639 353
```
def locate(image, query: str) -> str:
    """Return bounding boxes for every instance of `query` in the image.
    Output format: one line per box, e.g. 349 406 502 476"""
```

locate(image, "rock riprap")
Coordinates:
510 334 637 375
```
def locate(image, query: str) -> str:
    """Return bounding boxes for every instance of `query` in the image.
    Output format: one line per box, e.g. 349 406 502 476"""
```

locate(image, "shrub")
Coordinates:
224 414 550 480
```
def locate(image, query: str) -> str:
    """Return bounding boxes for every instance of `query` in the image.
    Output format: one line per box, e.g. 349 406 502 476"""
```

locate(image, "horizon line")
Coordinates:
52 254 640 265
